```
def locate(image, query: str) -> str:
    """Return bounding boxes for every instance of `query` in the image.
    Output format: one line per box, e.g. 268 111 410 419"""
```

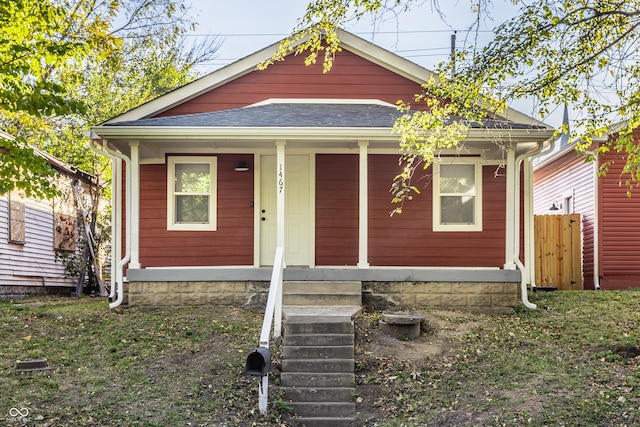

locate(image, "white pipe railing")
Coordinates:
256 246 284 415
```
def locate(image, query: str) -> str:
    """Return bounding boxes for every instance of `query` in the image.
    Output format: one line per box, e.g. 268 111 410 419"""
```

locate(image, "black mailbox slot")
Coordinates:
244 347 271 377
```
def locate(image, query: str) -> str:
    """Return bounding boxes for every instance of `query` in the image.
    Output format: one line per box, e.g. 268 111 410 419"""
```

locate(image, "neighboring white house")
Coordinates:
0 130 99 300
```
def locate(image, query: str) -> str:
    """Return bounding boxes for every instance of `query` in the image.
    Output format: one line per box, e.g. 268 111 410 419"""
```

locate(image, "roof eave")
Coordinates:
92 125 555 144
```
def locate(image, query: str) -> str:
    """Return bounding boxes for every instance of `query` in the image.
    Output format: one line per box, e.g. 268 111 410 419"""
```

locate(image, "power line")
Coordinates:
183 29 494 37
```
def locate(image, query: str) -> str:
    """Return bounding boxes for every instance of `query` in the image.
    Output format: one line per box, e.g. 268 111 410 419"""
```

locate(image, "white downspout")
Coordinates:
90 135 131 309
514 139 553 309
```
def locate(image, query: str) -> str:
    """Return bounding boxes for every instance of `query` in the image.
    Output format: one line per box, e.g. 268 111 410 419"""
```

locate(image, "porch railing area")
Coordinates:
247 246 284 416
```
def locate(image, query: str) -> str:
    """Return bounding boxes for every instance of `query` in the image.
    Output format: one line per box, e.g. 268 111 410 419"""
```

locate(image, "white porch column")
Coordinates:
504 148 516 270
129 140 141 269
276 141 286 250
358 140 369 268
524 158 535 285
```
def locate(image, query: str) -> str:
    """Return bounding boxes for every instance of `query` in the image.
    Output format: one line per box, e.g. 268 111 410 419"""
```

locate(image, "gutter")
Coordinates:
91 125 554 143
514 138 554 309
88 133 131 309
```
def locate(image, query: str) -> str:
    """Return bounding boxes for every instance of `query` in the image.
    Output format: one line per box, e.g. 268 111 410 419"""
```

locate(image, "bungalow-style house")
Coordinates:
533 123 640 290
89 29 555 311
0 130 98 299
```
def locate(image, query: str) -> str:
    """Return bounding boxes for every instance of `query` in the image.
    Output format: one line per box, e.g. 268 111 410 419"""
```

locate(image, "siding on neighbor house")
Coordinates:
138 155 254 267
533 148 597 289
599 128 640 289
0 196 75 291
156 49 424 116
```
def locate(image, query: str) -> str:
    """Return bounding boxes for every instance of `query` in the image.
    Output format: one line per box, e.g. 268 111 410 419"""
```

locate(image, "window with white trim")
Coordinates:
167 156 217 231
433 162 482 232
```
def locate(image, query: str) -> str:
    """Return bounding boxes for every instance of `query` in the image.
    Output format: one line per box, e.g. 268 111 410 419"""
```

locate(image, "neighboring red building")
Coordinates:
91 30 554 310
534 124 640 290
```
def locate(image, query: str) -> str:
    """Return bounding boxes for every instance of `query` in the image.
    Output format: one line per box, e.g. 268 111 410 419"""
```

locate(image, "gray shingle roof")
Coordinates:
106 102 545 130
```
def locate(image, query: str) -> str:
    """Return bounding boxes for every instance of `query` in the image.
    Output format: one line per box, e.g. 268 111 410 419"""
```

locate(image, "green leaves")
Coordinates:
1 0 220 198
280 0 640 192
0 135 58 199
0 0 93 117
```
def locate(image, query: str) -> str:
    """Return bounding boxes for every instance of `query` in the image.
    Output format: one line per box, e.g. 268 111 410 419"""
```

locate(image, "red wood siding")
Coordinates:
138 155 254 267
157 49 424 116
315 154 359 265
533 149 597 289
367 155 507 267
599 129 640 289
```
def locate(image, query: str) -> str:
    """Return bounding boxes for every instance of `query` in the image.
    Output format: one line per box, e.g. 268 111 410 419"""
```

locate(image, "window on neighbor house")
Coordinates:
433 162 482 232
167 156 217 231
563 195 573 214
8 190 26 243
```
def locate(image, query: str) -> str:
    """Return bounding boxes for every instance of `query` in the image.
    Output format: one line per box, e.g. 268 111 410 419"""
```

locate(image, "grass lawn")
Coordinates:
1 290 640 426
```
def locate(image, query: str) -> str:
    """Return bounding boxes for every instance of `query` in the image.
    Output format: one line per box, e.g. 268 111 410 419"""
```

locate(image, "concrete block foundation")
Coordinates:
125 279 519 312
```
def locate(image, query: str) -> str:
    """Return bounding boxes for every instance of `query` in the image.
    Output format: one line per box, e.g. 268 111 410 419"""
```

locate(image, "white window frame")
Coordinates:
167 156 217 231
433 161 483 232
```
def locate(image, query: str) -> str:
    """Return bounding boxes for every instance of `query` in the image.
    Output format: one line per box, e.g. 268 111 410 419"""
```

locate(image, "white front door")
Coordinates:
260 155 312 266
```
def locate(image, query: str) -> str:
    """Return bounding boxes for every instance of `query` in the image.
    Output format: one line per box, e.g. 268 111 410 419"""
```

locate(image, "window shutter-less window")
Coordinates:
8 190 26 243
433 163 482 232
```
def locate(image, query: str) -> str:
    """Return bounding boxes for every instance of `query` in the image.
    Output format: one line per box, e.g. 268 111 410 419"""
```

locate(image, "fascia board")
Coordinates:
497 105 553 129
92 125 554 144
93 126 397 140
0 130 15 140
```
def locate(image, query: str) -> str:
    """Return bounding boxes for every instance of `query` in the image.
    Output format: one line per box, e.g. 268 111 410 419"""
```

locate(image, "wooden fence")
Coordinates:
533 214 582 290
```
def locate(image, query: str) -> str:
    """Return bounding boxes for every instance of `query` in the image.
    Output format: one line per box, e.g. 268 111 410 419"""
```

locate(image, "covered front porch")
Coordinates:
91 100 554 311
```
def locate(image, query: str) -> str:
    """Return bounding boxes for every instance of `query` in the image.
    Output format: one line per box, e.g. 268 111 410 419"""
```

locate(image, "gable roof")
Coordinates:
1 130 96 185
102 29 550 129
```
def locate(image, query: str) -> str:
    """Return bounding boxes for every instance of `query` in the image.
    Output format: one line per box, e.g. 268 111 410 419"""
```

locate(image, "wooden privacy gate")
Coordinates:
534 214 582 290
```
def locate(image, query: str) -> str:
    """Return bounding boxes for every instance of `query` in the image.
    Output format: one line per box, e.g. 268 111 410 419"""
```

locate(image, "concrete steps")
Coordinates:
283 281 361 307
281 302 360 427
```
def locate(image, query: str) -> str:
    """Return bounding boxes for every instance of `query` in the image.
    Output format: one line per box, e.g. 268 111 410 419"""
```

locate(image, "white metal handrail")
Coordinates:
256 246 284 415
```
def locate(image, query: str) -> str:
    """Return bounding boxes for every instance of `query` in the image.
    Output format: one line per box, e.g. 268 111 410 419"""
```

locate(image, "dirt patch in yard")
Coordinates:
350 309 561 425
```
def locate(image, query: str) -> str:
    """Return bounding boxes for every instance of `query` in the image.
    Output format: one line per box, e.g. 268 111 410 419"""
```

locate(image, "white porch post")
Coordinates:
504 148 516 270
276 141 286 250
129 140 141 269
358 140 369 268
524 158 535 286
